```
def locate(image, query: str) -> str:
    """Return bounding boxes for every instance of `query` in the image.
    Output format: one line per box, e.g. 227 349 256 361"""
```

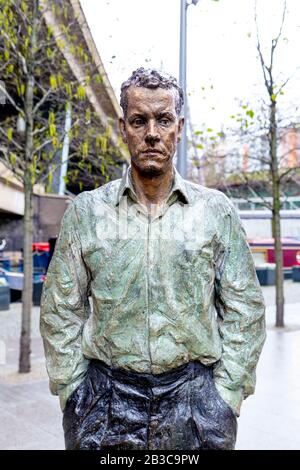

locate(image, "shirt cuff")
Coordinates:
214 382 243 417
57 375 86 412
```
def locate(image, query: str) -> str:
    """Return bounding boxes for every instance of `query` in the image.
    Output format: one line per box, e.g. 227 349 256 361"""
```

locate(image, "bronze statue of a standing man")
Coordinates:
40 68 266 450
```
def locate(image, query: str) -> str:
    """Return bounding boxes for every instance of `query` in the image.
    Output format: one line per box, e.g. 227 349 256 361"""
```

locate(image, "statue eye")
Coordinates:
159 118 171 126
132 118 144 127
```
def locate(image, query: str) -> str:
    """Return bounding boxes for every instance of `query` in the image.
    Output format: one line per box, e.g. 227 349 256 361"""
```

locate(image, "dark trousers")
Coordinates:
63 360 237 450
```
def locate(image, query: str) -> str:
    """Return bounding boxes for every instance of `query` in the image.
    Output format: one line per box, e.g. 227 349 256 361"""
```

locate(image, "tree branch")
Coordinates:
34 138 54 154
0 29 28 75
279 166 298 181
272 0 287 50
0 126 24 151
32 125 47 137
254 1 271 94
0 82 24 114
33 88 53 115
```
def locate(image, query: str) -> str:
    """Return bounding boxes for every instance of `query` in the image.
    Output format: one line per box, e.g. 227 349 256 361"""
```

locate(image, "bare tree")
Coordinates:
191 1 300 327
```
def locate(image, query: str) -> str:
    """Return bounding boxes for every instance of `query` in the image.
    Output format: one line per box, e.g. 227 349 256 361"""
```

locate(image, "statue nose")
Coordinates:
145 134 160 145
145 121 160 144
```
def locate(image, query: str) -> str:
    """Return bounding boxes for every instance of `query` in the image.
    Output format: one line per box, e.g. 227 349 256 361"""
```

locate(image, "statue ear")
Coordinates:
119 118 127 144
177 117 184 142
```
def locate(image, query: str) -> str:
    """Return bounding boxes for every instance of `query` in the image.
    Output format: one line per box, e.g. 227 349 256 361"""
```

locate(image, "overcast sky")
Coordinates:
80 0 300 131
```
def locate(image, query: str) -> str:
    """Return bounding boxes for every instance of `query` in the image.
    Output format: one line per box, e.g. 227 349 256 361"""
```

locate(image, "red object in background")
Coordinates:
32 243 50 252
248 238 300 267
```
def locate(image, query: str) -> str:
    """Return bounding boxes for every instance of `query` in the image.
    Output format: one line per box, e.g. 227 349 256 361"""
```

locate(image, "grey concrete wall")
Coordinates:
240 212 300 239
0 194 72 252
0 216 24 252
34 194 72 241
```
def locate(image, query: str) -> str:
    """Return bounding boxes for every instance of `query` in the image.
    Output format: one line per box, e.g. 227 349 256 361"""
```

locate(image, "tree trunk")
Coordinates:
19 0 37 372
273 203 284 327
270 100 285 327
271 215 275 239
19 178 33 372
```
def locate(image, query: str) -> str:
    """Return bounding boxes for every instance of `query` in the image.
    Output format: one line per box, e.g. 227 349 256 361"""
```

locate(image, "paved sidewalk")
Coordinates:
236 303 300 449
0 281 299 450
0 303 65 450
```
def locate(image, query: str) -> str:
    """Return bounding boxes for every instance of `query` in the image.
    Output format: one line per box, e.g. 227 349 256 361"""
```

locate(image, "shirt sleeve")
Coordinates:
40 200 91 411
213 200 266 417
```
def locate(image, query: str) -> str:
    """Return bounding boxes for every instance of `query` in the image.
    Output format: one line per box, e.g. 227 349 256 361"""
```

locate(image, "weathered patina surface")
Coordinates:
40 165 266 417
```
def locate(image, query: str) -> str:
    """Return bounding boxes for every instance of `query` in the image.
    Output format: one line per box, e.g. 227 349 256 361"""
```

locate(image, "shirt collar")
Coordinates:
115 164 190 206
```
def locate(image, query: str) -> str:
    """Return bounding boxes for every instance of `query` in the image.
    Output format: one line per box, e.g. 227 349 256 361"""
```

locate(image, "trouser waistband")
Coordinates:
89 359 212 388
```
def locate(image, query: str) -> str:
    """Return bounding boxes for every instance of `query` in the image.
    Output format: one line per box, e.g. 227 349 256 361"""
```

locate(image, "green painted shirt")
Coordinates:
40 165 266 416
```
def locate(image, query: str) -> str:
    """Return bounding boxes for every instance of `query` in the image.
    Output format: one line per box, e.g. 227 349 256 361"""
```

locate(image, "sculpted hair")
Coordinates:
120 67 184 117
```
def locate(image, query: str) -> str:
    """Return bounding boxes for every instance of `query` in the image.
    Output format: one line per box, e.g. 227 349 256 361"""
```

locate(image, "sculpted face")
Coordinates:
119 87 184 177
